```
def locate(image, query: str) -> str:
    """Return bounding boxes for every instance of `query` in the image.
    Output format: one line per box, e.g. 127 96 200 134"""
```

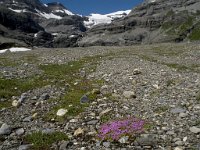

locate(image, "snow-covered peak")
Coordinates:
84 10 131 28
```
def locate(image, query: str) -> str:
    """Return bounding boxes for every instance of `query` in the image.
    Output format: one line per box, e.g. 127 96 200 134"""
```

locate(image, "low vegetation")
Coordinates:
25 131 68 150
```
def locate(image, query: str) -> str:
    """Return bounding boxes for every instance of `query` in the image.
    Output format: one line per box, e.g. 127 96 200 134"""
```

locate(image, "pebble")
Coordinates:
123 91 136 99
80 95 89 103
12 100 20 107
189 126 200 134
16 128 25 136
87 120 98 125
0 123 11 135
18 144 32 150
23 116 32 122
170 108 186 114
40 93 50 100
99 108 112 117
103 142 110 148
74 128 84 136
118 136 129 144
56 109 68 116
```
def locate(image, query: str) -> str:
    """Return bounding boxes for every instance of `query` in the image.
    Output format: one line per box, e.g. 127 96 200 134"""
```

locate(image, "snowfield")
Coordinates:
84 10 131 28
0 48 31 54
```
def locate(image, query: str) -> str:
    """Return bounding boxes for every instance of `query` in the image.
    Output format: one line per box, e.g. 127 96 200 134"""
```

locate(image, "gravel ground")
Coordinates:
0 43 200 150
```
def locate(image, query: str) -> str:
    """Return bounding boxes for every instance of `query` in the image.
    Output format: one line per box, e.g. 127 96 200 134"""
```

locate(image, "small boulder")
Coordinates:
123 91 136 99
57 109 68 117
189 126 200 134
0 123 11 135
74 128 84 136
80 95 89 103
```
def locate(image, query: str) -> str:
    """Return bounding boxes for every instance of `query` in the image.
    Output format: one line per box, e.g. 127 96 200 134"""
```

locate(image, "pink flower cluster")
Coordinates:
98 117 145 141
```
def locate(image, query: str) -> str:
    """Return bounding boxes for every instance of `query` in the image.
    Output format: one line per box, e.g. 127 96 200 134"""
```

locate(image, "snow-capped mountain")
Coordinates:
84 10 131 28
0 0 74 20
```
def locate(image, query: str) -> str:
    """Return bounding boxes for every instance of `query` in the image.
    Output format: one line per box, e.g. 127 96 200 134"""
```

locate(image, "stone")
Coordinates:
103 142 110 148
23 116 32 122
69 119 78 123
179 113 188 118
0 123 11 135
136 134 158 146
123 91 136 99
189 126 200 134
175 141 183 146
18 144 32 150
133 69 142 75
174 147 183 150
92 89 101 94
18 93 27 103
59 141 70 150
42 128 55 134
56 109 68 116
118 136 129 144
166 130 175 135
16 128 25 136
87 120 98 125
40 93 50 100
74 128 84 136
80 95 89 103
99 108 112 117
170 108 186 114
12 100 20 107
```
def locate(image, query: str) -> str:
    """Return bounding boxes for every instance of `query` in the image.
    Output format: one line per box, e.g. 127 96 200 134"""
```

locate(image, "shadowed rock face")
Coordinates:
78 0 200 46
0 0 86 48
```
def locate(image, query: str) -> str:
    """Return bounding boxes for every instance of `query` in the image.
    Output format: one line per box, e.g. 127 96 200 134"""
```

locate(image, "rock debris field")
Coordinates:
0 43 200 150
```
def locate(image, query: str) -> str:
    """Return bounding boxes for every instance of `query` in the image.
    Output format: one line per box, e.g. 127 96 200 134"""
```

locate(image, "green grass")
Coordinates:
25 131 68 150
196 91 200 102
0 100 11 109
188 23 200 40
154 106 169 113
0 77 46 99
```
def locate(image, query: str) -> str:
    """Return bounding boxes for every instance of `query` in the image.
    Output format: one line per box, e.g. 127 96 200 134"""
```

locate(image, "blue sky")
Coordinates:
41 0 144 15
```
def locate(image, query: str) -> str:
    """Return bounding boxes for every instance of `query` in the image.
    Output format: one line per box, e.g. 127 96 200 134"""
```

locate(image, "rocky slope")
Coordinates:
78 0 200 46
0 43 200 149
0 0 86 48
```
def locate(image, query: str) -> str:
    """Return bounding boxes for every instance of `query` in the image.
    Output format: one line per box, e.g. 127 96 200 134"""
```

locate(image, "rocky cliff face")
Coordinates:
0 0 86 48
78 0 200 46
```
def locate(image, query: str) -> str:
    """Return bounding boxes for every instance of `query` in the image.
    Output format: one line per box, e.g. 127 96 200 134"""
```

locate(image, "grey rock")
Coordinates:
170 108 186 114
18 93 27 103
18 144 32 150
23 116 33 122
40 93 50 100
87 120 98 125
42 128 55 134
166 130 175 135
103 142 110 148
59 141 72 150
118 136 129 144
0 123 11 135
123 91 136 99
80 95 89 103
189 126 200 134
136 134 158 146
16 128 25 136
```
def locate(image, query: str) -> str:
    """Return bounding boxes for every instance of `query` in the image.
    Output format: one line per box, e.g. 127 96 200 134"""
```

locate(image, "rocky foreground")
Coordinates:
0 43 200 150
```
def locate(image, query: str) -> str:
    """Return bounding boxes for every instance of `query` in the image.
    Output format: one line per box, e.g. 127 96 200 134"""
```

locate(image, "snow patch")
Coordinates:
53 9 74 15
34 33 38 38
0 47 31 54
69 35 76 38
52 33 58 36
84 10 131 28
44 4 48 7
8 8 27 13
35 9 62 19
